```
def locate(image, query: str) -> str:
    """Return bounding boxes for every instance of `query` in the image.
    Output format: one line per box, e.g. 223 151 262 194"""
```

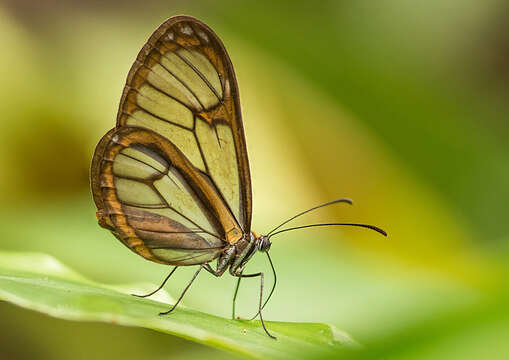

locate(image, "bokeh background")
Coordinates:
1 0 508 359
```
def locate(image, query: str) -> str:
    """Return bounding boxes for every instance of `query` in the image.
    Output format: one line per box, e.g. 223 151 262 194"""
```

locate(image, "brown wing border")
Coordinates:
91 128 116 212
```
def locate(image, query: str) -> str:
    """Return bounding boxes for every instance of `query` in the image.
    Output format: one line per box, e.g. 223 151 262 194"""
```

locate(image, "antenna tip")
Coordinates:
362 224 387 237
338 198 353 205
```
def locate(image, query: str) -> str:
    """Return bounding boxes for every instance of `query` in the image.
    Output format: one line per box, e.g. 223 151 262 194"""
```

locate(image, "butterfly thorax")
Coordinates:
211 232 271 276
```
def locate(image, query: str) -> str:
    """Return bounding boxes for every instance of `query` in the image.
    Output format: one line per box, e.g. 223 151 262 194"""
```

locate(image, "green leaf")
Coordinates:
0 251 356 359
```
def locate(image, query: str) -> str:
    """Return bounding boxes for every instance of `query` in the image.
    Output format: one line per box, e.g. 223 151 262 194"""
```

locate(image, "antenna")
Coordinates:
269 222 387 238
266 198 353 236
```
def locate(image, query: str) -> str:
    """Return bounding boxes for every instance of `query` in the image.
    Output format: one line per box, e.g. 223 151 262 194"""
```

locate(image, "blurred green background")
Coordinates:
1 0 508 359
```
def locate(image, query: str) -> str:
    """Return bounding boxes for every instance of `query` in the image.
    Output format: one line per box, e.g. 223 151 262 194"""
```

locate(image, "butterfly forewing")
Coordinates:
91 16 251 265
118 16 251 230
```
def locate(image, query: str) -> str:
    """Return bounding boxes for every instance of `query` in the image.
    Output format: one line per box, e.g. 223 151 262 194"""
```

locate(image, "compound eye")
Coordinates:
265 242 272 251
261 238 271 252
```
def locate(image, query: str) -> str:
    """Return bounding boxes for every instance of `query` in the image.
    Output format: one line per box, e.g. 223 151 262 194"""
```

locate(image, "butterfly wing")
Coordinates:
91 16 251 265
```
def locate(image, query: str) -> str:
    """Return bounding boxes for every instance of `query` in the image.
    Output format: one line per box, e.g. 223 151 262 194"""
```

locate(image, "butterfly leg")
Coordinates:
203 263 226 276
159 265 203 316
132 266 178 298
232 271 276 339
231 271 243 319
202 245 235 277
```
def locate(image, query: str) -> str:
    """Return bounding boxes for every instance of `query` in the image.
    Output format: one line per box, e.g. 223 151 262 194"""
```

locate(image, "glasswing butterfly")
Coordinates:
90 15 386 339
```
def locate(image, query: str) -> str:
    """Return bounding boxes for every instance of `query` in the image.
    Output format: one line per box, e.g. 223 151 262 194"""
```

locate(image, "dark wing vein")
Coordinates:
213 125 222 148
125 94 192 131
112 173 156 184
192 127 211 174
151 184 222 239
116 152 166 175
147 51 206 111
148 249 220 261
118 200 167 209
187 22 227 97
172 46 222 102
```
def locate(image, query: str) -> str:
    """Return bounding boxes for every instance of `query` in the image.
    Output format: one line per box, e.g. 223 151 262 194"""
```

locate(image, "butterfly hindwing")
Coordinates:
93 126 236 264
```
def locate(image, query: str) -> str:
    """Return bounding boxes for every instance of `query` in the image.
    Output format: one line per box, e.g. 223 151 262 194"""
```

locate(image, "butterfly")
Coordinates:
90 15 386 339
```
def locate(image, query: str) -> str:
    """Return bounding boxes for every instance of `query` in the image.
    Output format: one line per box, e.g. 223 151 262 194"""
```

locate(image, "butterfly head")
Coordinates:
255 234 272 252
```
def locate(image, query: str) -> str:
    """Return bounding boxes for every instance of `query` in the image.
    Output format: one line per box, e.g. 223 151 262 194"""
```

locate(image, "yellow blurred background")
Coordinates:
0 0 508 359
